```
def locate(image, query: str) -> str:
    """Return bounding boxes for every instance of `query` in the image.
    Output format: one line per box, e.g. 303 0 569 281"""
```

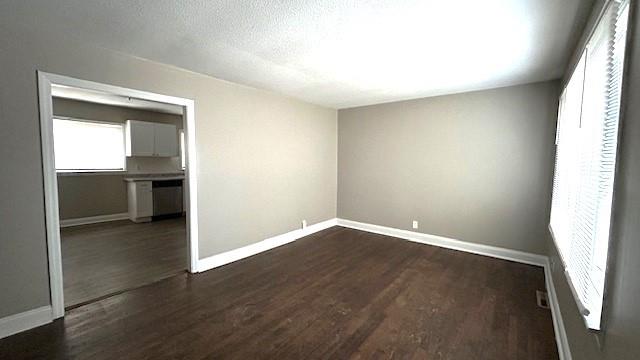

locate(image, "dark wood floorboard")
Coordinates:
61 217 187 308
0 226 558 359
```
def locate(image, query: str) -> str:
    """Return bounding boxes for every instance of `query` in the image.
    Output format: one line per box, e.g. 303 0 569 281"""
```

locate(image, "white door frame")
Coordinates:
37 71 200 319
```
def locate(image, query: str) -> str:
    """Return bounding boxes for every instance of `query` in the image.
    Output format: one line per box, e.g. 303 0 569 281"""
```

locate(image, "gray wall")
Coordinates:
338 81 559 255
57 175 128 220
53 98 184 220
547 0 640 358
0 23 337 318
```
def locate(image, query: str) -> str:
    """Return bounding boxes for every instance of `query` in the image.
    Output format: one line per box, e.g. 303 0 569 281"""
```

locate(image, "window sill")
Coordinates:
548 224 602 332
56 170 127 176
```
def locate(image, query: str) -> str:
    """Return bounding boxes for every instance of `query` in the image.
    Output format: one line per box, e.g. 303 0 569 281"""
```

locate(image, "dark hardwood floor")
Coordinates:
61 217 187 308
0 226 558 359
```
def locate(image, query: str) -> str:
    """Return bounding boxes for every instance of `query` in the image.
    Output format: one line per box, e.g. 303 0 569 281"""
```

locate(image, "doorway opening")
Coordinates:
38 72 199 318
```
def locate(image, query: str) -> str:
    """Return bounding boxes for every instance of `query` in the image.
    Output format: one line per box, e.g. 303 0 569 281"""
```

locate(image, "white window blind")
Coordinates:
53 118 126 171
549 0 629 330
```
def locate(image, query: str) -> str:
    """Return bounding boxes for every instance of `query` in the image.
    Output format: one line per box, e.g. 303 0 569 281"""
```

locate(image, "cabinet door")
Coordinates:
154 123 178 157
126 120 155 156
136 181 153 217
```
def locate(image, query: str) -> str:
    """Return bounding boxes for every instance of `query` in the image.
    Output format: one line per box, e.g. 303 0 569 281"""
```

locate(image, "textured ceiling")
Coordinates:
2 0 593 108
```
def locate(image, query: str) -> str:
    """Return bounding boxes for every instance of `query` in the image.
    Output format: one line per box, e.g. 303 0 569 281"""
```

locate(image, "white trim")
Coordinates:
56 170 128 176
42 73 195 106
38 72 65 319
197 218 337 272
183 98 199 273
545 259 572 360
37 71 199 320
336 219 547 267
0 306 52 340
59 213 129 228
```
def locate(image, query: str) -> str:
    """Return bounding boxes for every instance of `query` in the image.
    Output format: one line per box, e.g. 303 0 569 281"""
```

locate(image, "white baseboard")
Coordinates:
197 218 338 272
60 212 129 228
0 306 52 340
544 260 572 360
336 218 547 267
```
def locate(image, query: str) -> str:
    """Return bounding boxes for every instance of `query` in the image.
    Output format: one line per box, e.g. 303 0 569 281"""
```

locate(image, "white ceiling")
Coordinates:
52 85 184 115
4 0 593 108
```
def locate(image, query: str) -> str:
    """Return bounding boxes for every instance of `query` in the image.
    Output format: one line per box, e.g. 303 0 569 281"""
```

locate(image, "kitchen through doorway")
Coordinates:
38 72 199 317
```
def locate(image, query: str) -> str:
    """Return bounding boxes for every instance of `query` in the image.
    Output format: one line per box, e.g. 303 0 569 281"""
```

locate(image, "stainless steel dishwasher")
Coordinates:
152 179 183 217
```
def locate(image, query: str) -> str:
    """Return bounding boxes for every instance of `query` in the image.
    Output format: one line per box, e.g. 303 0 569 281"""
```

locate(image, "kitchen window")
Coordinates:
53 118 126 172
549 0 629 330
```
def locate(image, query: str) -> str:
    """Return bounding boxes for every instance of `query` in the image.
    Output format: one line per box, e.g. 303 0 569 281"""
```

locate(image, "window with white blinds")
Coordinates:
549 0 629 330
53 118 126 172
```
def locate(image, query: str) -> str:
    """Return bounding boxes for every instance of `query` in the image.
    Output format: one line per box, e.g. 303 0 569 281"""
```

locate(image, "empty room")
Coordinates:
0 0 638 359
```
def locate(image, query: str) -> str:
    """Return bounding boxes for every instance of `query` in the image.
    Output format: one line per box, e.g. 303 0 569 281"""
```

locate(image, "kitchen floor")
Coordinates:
61 216 187 308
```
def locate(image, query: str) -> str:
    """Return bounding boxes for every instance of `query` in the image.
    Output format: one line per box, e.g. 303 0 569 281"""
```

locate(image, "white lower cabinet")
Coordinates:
127 181 153 222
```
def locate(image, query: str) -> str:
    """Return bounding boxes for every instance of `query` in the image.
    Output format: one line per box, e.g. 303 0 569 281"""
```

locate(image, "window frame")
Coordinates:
53 117 127 174
549 0 630 331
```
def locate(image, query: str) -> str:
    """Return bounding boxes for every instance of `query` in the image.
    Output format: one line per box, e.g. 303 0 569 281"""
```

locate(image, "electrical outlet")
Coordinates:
412 220 418 229
302 220 307 229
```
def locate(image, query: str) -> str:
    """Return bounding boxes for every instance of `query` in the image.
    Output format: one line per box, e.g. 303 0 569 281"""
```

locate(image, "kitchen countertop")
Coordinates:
123 173 185 182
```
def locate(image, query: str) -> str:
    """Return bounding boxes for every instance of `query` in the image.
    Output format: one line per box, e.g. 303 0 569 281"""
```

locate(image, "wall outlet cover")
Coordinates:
412 220 418 229
302 220 307 229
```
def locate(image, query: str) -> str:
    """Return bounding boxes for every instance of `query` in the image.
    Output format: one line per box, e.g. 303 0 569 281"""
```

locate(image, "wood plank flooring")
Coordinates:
0 226 558 359
61 217 187 308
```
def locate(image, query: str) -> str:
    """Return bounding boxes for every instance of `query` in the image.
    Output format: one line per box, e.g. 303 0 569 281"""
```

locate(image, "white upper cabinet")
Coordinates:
153 123 179 157
125 120 155 156
125 120 178 157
